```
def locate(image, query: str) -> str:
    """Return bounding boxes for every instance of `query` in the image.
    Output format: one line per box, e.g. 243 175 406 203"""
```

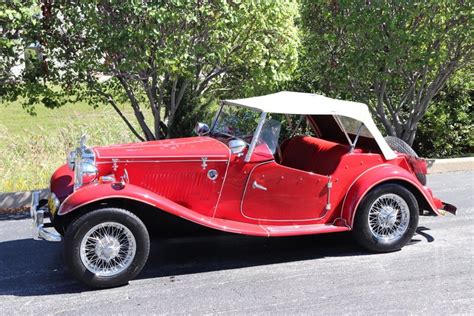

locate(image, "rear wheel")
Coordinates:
353 183 419 253
63 208 150 288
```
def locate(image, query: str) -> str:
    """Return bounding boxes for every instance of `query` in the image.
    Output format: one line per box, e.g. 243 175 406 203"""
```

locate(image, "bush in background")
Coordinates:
414 77 473 158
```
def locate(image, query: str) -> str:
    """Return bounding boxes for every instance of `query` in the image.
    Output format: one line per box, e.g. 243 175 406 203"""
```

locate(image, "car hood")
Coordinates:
93 136 230 162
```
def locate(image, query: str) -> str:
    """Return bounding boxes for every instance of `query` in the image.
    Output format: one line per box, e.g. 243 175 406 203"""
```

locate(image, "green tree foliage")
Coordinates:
414 72 473 157
6 1 299 140
0 1 43 99
299 0 472 145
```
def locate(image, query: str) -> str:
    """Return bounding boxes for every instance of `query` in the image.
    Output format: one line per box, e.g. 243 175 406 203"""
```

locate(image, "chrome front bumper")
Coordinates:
30 191 61 242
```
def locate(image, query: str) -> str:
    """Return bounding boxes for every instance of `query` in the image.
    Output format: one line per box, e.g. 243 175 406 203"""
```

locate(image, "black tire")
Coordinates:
353 183 419 253
63 208 150 288
384 136 426 185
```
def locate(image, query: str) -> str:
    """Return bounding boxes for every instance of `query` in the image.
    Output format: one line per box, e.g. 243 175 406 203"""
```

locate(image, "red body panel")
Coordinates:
50 164 74 201
94 136 229 160
52 134 445 237
339 164 441 227
242 162 329 221
93 136 230 217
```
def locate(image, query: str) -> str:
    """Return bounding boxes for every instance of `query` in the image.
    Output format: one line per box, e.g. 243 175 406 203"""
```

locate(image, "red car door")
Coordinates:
241 161 330 221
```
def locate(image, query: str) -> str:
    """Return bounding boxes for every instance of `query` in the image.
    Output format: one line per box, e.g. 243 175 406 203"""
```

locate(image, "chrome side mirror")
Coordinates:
229 139 247 155
194 122 210 136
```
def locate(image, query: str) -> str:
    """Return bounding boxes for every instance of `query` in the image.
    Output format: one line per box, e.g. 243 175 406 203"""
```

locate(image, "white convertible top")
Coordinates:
223 91 397 160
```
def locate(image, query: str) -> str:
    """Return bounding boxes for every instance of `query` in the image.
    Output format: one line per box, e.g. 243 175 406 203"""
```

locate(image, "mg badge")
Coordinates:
207 169 218 181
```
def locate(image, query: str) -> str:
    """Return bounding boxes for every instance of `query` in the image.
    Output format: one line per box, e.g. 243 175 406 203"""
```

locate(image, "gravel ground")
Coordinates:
0 171 472 315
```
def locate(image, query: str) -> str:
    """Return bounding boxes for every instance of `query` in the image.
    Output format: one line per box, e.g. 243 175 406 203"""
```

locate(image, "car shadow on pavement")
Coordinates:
0 238 91 296
413 226 435 243
0 228 432 297
139 232 369 280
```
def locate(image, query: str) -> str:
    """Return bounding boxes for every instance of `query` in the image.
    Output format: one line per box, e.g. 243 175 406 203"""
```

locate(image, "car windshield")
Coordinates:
212 105 260 139
211 105 282 154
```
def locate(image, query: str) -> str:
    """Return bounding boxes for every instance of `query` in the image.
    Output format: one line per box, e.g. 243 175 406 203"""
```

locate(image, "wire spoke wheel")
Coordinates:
80 222 136 277
368 193 410 243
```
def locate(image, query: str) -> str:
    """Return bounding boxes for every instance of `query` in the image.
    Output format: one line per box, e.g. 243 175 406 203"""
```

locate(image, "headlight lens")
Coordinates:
48 192 60 217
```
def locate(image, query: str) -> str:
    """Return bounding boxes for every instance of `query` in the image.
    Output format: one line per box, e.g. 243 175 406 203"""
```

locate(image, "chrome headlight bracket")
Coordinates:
67 150 76 171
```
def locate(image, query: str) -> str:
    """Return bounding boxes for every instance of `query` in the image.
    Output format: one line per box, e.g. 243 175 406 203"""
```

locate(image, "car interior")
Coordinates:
276 114 380 175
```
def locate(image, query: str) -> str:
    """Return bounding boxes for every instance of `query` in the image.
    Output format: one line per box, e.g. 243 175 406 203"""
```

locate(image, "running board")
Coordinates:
191 215 350 237
262 224 350 237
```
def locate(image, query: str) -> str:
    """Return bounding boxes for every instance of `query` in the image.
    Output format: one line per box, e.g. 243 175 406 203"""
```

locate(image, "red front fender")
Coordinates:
50 164 74 201
59 182 200 218
340 164 442 228
57 182 270 236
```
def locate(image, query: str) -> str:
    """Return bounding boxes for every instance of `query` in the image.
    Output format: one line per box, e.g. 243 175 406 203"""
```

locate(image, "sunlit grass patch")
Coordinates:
0 101 138 192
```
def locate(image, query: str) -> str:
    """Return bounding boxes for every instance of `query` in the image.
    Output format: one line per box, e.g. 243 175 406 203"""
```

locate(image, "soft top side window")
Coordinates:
336 116 373 138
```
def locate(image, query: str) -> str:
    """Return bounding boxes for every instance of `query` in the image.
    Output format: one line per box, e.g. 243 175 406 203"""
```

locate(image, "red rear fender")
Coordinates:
340 164 442 228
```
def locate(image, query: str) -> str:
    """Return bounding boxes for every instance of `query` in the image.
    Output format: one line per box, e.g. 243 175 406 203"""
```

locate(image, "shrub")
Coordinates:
414 80 473 158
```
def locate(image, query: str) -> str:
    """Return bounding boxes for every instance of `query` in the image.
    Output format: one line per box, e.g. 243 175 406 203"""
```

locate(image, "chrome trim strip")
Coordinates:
96 154 228 159
210 102 224 132
95 159 229 165
212 146 232 218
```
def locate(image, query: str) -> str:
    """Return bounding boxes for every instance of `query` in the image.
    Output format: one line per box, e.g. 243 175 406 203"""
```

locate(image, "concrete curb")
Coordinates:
426 157 474 174
0 189 49 212
0 157 472 213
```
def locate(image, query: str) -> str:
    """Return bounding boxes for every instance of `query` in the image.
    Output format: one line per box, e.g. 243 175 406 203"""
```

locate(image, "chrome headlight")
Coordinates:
73 141 97 190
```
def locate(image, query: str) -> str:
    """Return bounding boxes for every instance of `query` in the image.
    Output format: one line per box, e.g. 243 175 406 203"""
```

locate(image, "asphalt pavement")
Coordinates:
0 171 472 315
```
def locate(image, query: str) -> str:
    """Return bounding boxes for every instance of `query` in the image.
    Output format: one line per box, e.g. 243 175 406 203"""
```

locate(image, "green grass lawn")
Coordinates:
0 100 140 192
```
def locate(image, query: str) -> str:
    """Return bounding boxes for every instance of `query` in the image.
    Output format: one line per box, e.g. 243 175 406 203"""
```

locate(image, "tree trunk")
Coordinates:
117 76 155 141
400 125 418 146
166 78 189 139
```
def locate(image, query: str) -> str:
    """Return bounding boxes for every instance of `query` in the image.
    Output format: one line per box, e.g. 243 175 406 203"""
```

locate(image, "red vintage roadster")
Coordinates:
31 91 456 288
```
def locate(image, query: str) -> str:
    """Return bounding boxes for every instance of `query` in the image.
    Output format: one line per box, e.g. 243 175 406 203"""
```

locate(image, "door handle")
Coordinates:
252 180 267 191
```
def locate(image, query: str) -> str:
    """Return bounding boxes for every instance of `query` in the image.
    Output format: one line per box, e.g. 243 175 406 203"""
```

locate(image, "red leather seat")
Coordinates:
281 136 352 175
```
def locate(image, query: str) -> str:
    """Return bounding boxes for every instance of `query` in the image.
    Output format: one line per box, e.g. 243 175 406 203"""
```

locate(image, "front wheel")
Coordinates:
353 184 419 253
63 208 150 288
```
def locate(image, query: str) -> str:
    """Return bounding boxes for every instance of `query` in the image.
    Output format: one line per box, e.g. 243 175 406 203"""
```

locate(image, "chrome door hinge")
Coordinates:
201 157 208 169
326 177 332 211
